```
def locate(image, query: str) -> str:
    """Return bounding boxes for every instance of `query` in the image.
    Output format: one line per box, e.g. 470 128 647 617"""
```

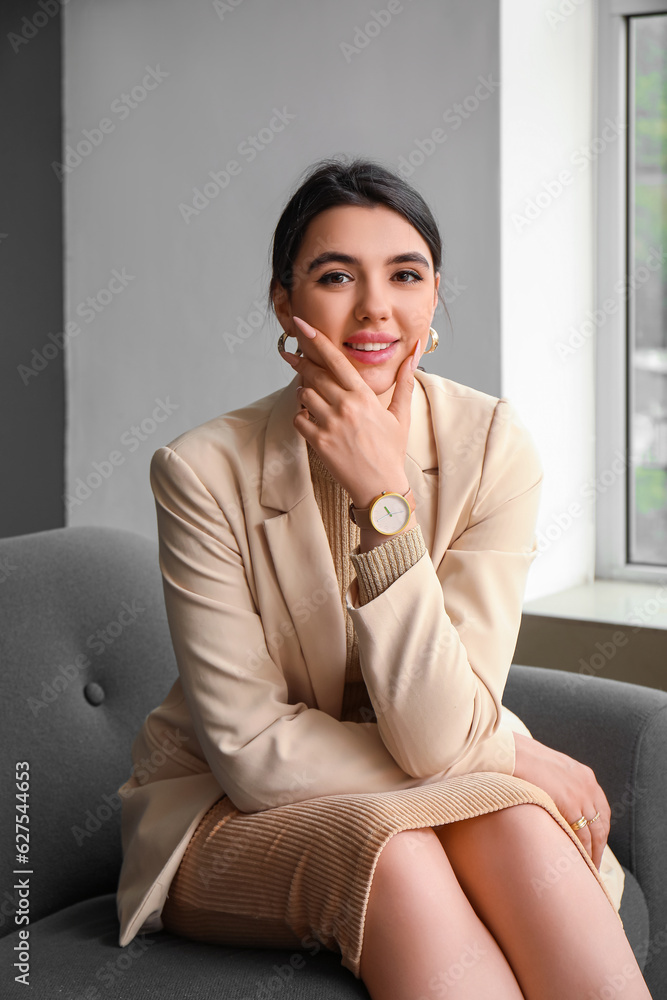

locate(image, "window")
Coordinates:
628 12 667 563
597 0 667 580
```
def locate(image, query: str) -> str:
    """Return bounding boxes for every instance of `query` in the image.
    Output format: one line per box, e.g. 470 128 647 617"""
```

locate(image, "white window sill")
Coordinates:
522 579 667 632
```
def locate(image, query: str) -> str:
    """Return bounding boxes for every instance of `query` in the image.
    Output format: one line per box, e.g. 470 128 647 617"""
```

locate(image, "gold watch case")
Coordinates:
349 488 416 535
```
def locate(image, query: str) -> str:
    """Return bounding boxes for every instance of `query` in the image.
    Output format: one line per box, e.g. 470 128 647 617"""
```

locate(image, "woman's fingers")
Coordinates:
295 387 325 428
570 793 610 872
589 797 611 872
572 818 594 865
292 315 371 394
573 810 603 872
587 814 606 871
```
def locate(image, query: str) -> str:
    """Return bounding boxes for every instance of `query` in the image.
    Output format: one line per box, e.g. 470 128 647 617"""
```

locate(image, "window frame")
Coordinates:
596 0 667 581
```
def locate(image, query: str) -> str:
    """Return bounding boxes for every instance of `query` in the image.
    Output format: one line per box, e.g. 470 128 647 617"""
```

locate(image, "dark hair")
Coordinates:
268 156 447 319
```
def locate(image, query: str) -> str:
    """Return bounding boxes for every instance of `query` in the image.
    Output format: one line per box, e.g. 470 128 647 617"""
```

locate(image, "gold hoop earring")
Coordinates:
423 327 439 355
277 330 303 357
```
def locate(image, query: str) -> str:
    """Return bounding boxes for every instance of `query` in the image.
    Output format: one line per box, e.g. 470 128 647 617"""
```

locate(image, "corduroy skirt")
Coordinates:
160 771 624 980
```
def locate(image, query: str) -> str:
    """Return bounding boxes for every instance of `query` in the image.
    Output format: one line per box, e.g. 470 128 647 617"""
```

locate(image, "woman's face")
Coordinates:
274 204 440 406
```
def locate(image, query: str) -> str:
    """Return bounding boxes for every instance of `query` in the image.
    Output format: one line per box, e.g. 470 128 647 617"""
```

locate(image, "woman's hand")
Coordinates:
512 733 611 871
279 316 422 508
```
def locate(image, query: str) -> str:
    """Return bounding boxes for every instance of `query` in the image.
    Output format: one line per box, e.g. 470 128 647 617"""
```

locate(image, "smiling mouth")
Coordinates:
343 341 399 352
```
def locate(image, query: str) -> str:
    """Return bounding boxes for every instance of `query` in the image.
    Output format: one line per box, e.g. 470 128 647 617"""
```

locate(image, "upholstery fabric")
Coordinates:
0 894 369 998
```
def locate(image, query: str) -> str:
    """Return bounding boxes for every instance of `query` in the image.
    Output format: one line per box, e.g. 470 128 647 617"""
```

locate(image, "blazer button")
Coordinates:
84 682 105 706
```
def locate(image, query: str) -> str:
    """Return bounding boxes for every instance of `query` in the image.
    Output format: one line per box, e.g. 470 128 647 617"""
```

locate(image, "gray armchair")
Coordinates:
0 526 664 998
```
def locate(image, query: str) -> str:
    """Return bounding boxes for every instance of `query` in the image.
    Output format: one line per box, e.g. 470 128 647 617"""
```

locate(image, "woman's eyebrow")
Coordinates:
389 252 431 269
306 250 431 273
306 252 358 273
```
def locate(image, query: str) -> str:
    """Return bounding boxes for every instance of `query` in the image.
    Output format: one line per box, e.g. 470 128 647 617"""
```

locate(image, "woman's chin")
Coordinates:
364 368 398 390
360 373 399 403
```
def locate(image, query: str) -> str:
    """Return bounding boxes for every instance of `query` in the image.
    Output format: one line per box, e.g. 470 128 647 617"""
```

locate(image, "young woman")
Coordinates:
116 158 649 1000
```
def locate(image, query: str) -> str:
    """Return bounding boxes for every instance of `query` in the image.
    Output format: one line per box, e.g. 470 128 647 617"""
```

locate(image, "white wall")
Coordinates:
501 0 597 599
63 0 503 540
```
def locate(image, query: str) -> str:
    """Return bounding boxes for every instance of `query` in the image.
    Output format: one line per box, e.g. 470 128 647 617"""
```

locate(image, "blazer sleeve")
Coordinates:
149 445 457 814
344 397 543 780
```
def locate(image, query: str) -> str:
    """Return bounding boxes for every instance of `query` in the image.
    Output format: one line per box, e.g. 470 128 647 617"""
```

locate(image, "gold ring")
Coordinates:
570 816 588 831
587 811 601 825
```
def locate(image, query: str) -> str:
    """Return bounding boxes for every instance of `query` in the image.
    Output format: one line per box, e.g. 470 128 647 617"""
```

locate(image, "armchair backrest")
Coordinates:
0 526 178 938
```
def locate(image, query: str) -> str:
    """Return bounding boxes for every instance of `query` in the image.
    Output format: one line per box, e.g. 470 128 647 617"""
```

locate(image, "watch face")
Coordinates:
369 493 411 534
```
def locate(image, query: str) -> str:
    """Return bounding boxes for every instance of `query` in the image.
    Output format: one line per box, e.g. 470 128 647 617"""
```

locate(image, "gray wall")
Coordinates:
1 1 64 538
63 0 502 540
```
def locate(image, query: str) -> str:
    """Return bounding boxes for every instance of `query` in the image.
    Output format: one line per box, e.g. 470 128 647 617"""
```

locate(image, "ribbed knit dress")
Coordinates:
160 440 624 979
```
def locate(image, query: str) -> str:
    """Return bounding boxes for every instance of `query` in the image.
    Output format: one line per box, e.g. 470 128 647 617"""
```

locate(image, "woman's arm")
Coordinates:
149 444 453 814
343 396 543 780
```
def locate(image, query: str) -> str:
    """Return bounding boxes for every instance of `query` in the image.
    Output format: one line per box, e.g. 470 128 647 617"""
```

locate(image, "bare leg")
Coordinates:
359 826 524 1000
434 805 651 1000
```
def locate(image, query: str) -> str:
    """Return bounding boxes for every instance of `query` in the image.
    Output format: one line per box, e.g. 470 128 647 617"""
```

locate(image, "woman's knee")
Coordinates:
438 803 556 847
436 805 584 881
372 827 450 890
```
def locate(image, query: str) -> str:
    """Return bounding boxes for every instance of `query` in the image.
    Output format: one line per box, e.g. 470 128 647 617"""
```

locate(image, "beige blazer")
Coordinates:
116 368 544 947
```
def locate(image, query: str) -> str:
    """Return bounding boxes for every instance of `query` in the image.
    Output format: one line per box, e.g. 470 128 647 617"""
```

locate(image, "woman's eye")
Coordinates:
394 270 423 283
317 271 351 285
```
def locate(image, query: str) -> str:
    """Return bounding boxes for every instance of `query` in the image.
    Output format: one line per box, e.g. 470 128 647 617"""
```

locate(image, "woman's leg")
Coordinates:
359 826 524 1000
434 805 651 1000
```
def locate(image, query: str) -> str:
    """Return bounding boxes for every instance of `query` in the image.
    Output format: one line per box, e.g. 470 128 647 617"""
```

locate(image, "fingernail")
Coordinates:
293 316 316 339
411 340 422 370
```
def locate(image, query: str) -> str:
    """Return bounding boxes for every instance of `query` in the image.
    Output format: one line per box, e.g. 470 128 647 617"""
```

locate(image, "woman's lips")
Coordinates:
344 341 399 364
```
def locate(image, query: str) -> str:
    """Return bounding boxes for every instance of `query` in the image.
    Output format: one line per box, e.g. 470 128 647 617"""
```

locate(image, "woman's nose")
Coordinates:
354 279 391 323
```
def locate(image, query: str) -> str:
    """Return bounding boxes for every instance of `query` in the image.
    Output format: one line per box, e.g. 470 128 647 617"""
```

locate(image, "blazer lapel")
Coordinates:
260 371 439 718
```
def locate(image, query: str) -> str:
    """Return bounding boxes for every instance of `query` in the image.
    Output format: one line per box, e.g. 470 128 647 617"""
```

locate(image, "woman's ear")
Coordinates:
272 283 292 330
433 271 441 312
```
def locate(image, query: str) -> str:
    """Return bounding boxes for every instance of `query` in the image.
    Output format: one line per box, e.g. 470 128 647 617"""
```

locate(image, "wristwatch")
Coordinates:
349 486 416 536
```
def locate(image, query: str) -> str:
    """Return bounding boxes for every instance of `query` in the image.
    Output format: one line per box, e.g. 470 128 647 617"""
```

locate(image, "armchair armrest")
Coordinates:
504 663 667 993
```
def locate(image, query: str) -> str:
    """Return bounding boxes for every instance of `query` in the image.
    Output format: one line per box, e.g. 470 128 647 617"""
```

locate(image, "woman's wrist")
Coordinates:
349 476 411 511
511 732 536 780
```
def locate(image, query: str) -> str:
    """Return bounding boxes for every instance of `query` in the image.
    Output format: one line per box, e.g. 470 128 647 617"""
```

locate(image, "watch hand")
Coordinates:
377 509 397 522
